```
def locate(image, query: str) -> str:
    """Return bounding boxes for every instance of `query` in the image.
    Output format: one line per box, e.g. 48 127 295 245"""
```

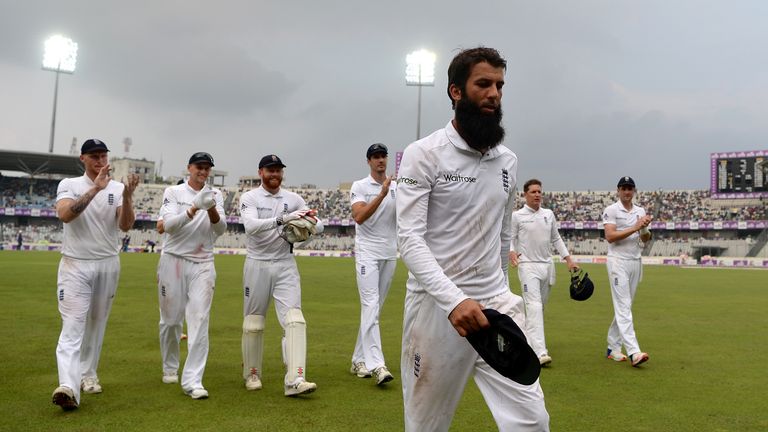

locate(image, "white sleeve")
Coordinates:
240 193 278 235
159 188 192 234
211 190 227 236
550 211 570 258
509 212 520 253
602 205 616 227
55 178 75 202
396 144 468 316
500 187 515 277
350 181 366 205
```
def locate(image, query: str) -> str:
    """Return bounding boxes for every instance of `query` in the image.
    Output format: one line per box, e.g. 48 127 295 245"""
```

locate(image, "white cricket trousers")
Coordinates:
351 258 396 370
242 257 303 383
518 262 555 358
157 254 216 392
606 257 643 356
242 257 301 325
401 289 550 432
55 255 120 404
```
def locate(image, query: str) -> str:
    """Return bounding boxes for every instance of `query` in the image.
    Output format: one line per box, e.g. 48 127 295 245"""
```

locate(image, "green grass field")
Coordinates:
0 251 766 431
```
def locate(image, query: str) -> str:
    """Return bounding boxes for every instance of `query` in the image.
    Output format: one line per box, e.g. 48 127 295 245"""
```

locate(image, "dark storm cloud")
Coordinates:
2 1 768 189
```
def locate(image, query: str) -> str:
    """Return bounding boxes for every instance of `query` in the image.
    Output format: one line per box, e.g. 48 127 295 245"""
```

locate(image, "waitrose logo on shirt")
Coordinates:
443 173 477 183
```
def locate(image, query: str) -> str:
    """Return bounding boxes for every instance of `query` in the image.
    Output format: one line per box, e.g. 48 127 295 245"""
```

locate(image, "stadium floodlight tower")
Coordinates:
405 49 436 140
42 35 78 154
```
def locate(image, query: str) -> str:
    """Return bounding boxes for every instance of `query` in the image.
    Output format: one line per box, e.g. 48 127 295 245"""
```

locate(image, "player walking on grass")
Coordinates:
52 139 139 411
349 143 397 385
239 154 323 396
397 47 549 431
510 179 579 366
602 176 652 367
156 152 226 399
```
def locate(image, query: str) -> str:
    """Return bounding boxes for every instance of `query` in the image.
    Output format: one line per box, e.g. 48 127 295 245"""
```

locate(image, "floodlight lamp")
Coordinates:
43 35 78 73
405 49 436 86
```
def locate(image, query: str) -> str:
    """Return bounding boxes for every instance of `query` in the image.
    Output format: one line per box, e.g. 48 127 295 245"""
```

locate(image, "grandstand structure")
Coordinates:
2 149 767 266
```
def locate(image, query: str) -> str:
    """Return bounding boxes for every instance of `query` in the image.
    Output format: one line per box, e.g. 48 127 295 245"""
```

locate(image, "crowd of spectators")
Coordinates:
656 190 767 221
3 176 767 256
0 177 59 208
5 178 763 223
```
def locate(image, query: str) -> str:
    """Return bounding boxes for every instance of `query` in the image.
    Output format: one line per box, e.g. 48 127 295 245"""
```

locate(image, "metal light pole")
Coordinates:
42 35 78 154
405 49 436 140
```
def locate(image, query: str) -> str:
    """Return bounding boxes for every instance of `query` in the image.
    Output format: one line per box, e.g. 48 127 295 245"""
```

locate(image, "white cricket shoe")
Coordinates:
630 352 649 367
162 372 179 384
372 366 394 386
245 373 262 391
539 354 553 366
52 386 78 411
187 388 209 399
350 362 372 378
606 349 627 362
81 376 102 394
285 379 317 397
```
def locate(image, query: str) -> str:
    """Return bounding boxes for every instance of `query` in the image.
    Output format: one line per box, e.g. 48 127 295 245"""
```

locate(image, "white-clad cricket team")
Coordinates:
49 47 652 431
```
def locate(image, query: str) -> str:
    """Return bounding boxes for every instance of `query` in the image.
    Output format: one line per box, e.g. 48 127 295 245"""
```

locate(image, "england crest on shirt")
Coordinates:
501 169 510 193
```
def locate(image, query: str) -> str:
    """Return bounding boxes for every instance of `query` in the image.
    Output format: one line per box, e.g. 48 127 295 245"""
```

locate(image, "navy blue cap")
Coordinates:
259 154 286 169
466 309 541 385
81 139 109 154
188 152 215 167
617 176 636 188
366 143 388 159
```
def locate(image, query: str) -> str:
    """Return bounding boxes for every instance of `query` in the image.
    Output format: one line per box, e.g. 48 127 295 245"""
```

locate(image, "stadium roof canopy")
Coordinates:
0 150 83 177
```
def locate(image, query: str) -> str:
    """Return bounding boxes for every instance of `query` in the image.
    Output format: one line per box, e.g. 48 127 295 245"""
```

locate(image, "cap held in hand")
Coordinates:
466 309 541 385
569 268 594 301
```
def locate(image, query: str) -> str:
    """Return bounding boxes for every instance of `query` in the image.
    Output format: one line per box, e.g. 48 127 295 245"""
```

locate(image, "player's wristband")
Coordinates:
276 215 283 226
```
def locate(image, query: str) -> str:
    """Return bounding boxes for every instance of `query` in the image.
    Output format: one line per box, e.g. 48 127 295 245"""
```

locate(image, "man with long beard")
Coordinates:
397 47 550 431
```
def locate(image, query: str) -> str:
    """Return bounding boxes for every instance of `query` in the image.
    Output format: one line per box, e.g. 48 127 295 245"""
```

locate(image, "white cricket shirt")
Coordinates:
239 186 308 260
396 120 518 316
510 205 570 263
602 201 646 259
158 183 226 263
350 175 397 260
56 175 125 260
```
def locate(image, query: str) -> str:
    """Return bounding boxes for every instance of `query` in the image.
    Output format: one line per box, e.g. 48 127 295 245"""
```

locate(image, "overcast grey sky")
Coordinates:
1 1 767 190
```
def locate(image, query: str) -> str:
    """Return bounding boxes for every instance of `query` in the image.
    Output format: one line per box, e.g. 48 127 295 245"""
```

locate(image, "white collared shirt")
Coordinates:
602 201 646 259
396 120 518 316
510 205 569 263
239 186 308 260
158 182 227 262
56 175 125 259
350 174 397 259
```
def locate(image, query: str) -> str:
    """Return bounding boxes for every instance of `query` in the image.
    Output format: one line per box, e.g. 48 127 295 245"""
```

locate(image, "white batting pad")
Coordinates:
284 308 307 384
242 315 265 380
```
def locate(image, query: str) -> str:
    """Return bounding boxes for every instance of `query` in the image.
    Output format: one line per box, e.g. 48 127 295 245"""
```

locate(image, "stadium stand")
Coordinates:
2 175 766 260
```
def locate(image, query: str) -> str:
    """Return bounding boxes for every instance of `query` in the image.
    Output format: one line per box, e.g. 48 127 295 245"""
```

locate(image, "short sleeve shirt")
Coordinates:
350 175 397 260
56 175 124 259
602 201 646 259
